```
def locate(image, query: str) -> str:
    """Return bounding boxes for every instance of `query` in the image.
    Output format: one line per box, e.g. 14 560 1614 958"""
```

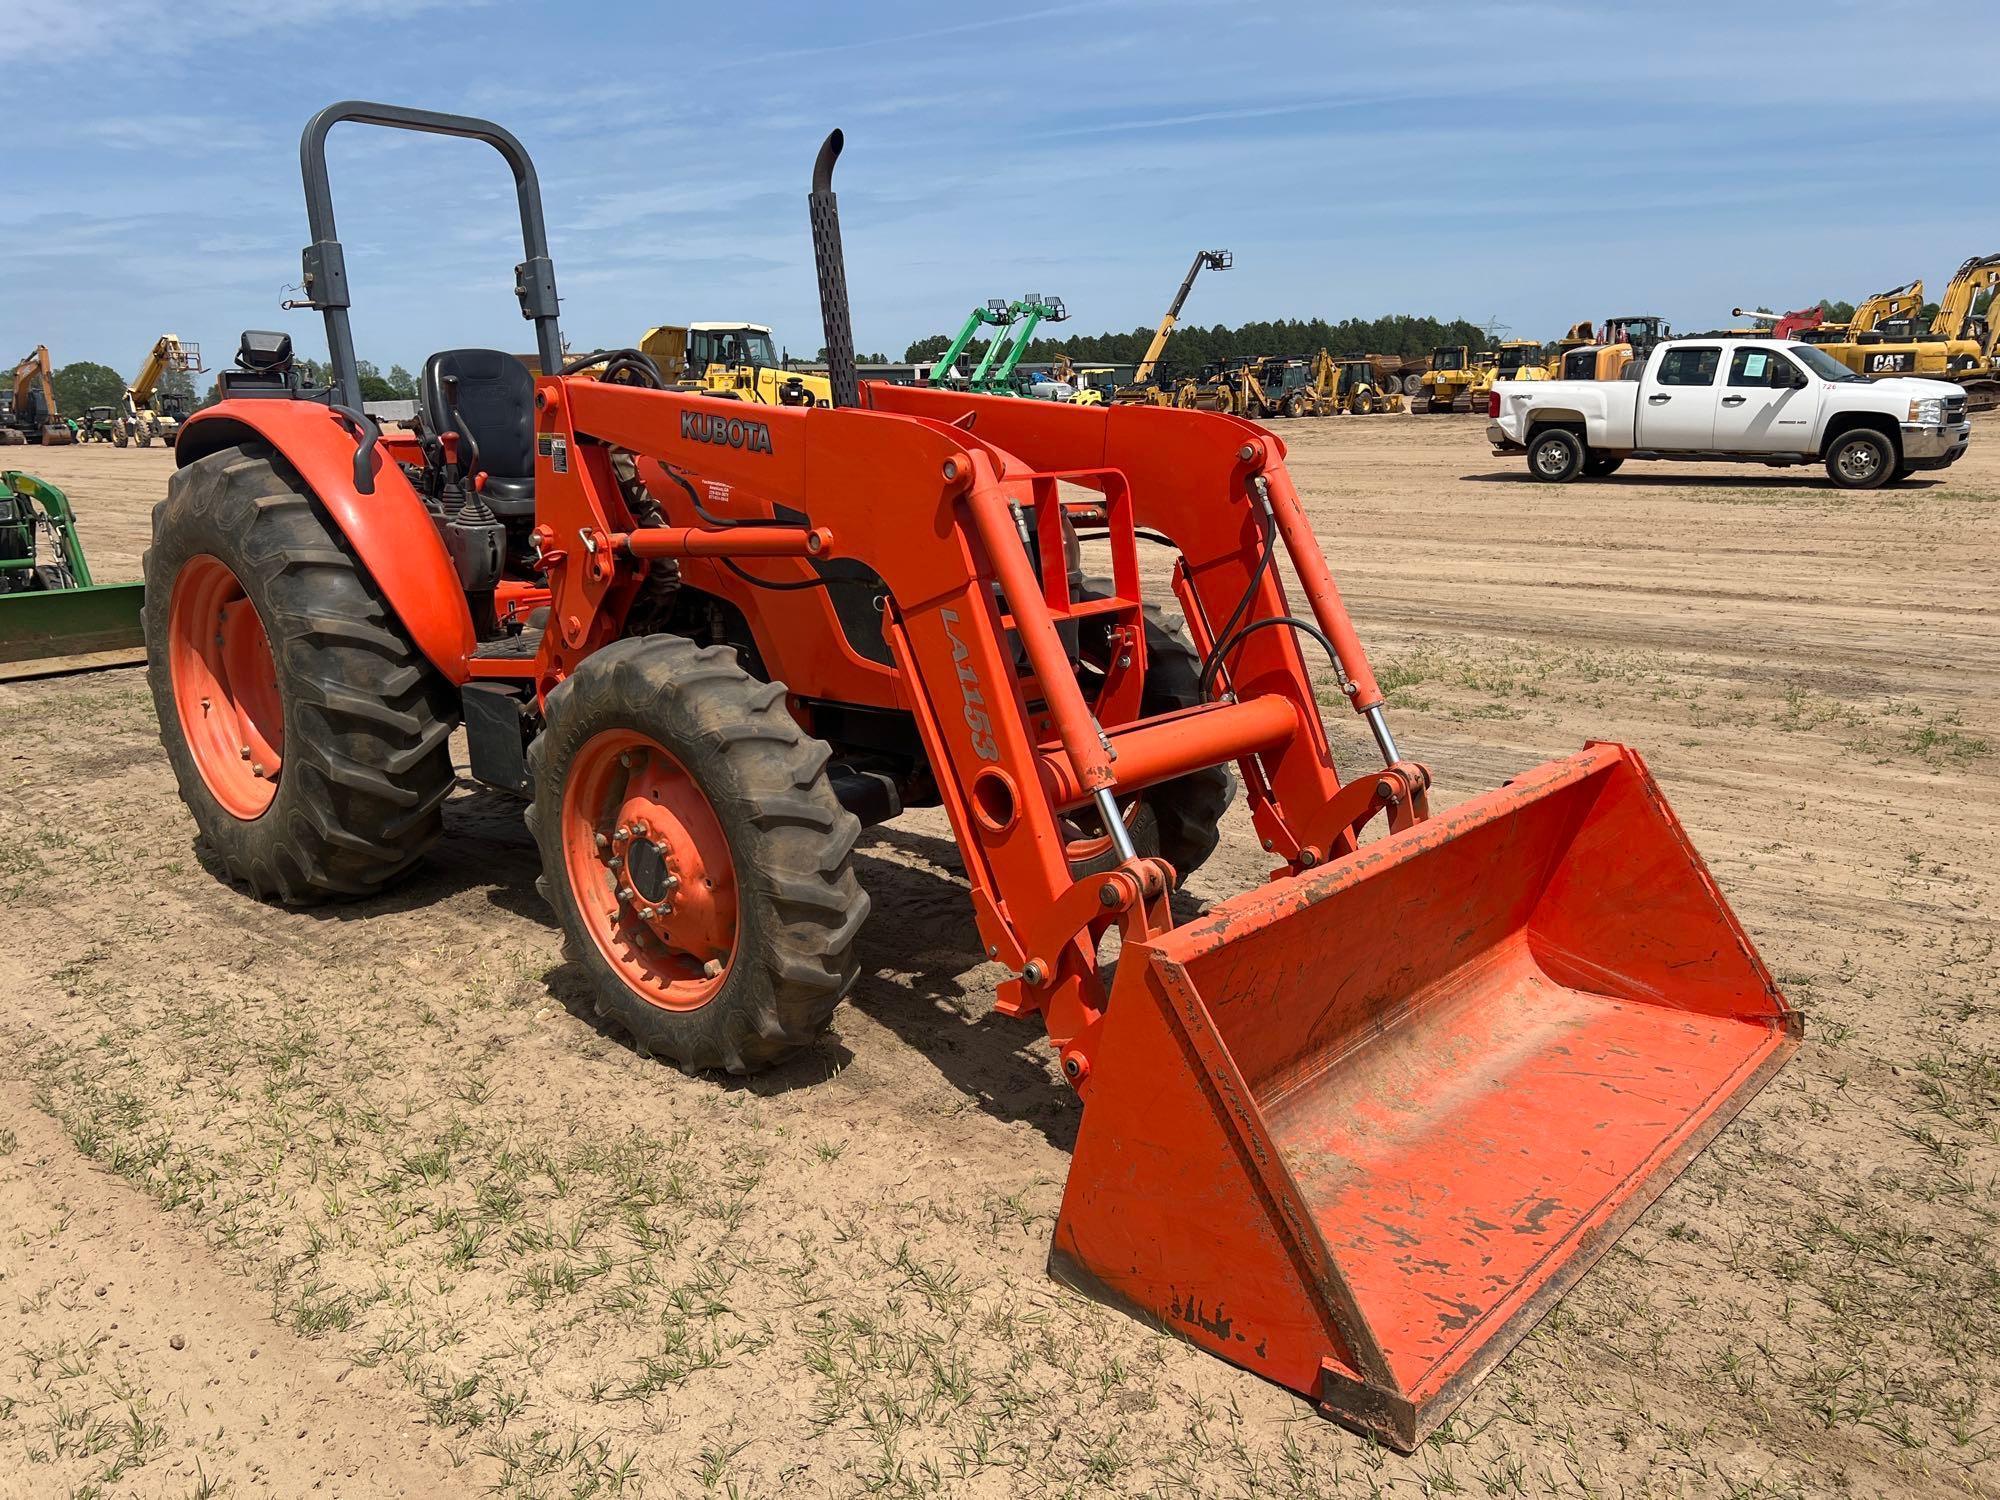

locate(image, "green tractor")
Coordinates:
0 471 146 678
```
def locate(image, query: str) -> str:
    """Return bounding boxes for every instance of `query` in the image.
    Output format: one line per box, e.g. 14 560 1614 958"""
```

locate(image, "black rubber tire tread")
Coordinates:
1077 579 1236 884
1823 427 1895 490
526 635 869 1075
1583 455 1624 478
143 442 458 903
1528 426 1585 482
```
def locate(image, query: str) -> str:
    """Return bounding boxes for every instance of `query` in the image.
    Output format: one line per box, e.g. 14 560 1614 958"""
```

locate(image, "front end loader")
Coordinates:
0 471 147 679
144 102 1797 1451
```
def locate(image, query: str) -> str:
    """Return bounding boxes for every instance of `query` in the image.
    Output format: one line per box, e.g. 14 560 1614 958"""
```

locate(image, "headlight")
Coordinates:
1909 397 1945 425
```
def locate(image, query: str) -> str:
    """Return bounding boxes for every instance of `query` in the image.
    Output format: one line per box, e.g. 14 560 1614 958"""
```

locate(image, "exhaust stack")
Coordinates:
808 130 859 409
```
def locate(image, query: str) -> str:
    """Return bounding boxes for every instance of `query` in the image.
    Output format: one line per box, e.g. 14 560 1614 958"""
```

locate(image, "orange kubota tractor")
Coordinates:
145 103 1796 1450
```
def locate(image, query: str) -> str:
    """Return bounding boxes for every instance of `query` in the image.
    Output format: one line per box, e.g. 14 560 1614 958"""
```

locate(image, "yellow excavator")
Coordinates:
114 335 205 448
1812 256 2000 387
1112 249 1232 405
1797 279 1924 346
639 322 833 406
2 347 75 446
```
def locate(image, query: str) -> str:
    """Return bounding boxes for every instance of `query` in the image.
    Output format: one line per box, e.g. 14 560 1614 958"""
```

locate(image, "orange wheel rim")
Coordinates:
167 554 283 819
562 729 739 1012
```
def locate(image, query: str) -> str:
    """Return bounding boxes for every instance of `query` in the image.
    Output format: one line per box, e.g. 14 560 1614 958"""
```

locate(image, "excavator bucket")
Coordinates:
1053 742 1796 1451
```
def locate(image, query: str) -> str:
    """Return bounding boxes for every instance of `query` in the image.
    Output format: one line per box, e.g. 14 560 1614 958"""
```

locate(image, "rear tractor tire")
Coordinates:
528 636 869 1075
143 442 458 902
1527 426 1585 482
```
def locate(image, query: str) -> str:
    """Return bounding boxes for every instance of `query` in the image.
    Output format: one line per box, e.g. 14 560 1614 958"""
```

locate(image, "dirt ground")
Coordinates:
1 419 1995 1499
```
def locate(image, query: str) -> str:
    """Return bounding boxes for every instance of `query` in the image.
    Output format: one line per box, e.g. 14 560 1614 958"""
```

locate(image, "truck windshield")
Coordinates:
1789 343 1867 383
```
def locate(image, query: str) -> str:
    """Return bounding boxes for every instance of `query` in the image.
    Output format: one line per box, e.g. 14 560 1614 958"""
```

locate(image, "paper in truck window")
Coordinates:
1743 353 1767 379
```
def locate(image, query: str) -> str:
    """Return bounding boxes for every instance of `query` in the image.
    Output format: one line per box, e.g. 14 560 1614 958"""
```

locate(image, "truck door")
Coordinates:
1713 346 1819 453
1640 344 1723 448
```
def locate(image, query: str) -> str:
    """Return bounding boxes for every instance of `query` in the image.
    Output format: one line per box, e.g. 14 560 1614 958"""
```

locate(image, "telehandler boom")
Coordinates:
144 102 1797 1450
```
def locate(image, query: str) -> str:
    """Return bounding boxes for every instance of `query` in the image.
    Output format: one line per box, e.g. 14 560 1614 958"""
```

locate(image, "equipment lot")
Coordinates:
2 418 1994 1498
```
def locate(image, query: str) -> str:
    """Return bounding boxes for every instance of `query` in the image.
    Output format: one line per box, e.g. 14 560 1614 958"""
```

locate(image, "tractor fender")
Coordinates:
177 402 476 682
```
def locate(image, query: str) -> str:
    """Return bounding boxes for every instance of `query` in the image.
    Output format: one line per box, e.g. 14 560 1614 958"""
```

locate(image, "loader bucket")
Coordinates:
1052 742 1796 1451
0 583 147 681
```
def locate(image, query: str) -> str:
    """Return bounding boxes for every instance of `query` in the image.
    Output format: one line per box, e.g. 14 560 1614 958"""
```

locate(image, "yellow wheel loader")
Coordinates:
640 322 833 406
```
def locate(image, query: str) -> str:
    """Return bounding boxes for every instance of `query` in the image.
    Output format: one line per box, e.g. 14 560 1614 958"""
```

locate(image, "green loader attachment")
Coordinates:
0 471 146 680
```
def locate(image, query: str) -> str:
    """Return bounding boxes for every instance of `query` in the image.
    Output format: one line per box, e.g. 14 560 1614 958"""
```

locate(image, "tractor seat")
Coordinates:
421 349 536 516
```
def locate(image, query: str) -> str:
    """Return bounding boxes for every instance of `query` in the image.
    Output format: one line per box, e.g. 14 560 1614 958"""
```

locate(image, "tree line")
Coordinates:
902 314 1498 377
45 356 419 414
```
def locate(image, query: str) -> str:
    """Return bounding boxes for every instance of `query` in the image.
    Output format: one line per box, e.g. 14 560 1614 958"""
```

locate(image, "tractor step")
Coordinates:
471 625 545 659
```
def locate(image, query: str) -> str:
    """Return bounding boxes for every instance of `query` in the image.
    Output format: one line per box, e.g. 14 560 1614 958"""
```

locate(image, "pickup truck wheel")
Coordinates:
1825 428 1894 490
1528 428 1585 482
1583 455 1624 478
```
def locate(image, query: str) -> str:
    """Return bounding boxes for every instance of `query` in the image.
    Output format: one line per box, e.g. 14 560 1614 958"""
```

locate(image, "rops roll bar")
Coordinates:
296 101 564 412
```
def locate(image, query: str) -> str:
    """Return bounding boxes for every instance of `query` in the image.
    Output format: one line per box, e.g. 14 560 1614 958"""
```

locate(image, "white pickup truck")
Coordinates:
1487 337 1971 489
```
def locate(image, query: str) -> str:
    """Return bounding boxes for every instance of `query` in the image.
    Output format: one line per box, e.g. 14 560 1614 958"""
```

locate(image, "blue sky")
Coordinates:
6 1 1995 382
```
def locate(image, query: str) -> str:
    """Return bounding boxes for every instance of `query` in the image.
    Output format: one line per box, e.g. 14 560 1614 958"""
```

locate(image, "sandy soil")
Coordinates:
0 419 1994 1498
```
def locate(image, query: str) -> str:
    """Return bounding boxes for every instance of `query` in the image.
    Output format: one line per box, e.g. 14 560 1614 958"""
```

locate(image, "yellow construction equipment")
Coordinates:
1052 356 1115 405
639 322 833 406
1 347 75 446
1799 279 1923 345
1812 256 2000 390
114 335 206 448
1114 249 1232 404
1417 345 1479 413
1549 316 1672 382
1306 351 1402 414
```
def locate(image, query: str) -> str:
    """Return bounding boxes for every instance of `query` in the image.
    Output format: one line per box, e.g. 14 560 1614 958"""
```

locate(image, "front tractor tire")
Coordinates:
1527 426 1585 482
528 637 869 1075
143 442 458 902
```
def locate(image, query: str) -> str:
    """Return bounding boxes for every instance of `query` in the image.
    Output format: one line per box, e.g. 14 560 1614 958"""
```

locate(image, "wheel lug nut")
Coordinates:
617 887 635 904
615 824 630 840
594 833 608 850
638 907 656 921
